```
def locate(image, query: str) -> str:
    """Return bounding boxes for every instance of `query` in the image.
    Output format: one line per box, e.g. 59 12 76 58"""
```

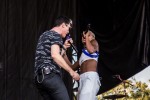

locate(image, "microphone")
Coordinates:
66 34 78 53
85 24 91 34
82 24 91 39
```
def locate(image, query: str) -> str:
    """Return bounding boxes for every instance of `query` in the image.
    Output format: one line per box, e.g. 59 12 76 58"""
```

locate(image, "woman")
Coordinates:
64 30 101 100
77 30 101 100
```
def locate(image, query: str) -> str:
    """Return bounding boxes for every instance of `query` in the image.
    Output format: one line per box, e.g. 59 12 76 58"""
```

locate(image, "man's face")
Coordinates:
62 22 72 38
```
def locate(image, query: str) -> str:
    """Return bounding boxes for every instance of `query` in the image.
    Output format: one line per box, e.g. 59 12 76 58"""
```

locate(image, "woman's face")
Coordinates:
88 31 95 41
82 31 95 43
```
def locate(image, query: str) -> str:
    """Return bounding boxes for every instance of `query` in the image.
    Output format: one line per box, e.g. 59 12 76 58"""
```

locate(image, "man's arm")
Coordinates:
63 54 80 70
51 44 80 80
60 38 72 56
61 38 80 70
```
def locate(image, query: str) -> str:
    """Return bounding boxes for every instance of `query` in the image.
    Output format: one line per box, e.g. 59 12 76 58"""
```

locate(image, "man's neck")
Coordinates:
51 27 61 35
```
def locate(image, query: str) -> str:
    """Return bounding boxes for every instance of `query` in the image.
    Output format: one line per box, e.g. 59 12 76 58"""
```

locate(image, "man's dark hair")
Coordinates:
53 15 72 27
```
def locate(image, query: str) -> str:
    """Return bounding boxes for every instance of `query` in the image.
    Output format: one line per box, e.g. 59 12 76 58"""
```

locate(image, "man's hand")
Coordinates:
69 71 80 81
63 38 73 49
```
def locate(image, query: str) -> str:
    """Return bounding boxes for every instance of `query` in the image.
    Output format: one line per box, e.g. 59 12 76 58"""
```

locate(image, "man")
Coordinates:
34 16 80 100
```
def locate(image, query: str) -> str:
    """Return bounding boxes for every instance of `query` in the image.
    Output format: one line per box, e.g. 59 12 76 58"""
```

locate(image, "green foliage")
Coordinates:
97 77 150 100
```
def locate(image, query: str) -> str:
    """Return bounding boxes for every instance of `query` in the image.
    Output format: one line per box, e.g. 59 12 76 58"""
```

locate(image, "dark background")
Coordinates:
0 0 149 100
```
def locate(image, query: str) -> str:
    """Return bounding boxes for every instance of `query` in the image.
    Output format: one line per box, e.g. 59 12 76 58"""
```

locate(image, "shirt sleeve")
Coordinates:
50 32 66 50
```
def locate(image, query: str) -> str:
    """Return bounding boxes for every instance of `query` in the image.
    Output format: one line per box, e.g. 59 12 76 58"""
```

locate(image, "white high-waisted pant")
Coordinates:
77 72 101 100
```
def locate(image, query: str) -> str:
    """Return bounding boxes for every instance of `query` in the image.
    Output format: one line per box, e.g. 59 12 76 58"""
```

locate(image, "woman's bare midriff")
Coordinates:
80 59 97 74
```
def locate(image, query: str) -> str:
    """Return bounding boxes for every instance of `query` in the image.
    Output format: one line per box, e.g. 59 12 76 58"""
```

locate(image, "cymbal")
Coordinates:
103 94 126 99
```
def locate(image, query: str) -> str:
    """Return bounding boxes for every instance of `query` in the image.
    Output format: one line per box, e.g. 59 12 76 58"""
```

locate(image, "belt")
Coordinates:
36 66 54 83
37 66 52 75
42 66 52 75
